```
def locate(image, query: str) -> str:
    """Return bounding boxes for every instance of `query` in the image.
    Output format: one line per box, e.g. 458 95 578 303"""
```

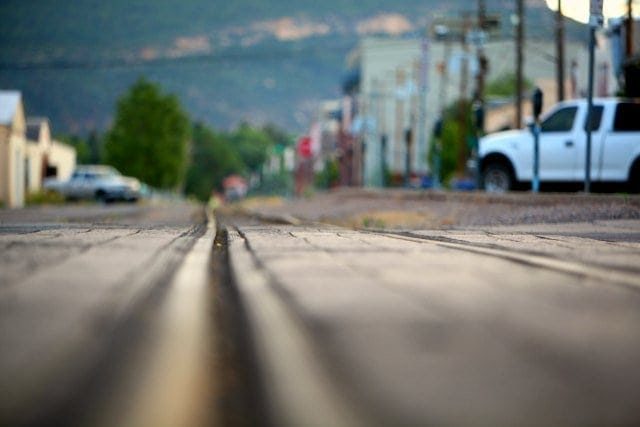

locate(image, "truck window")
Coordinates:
613 103 640 131
584 105 603 131
541 106 578 132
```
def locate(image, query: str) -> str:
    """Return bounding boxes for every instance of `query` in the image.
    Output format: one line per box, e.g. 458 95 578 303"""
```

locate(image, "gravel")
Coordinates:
236 188 640 229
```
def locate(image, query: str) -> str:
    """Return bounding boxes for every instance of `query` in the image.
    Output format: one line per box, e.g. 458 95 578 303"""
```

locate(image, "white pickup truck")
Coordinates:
479 98 640 192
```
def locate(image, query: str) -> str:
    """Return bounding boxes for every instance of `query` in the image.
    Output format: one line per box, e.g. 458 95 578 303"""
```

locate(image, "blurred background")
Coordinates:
1 0 638 207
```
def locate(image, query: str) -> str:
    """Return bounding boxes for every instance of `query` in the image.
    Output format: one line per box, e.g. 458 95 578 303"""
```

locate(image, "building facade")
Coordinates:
1 92 76 208
356 35 612 187
48 140 76 182
25 117 53 194
0 91 27 208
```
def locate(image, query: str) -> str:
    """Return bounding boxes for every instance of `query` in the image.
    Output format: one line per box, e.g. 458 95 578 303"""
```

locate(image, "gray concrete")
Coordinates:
228 220 640 427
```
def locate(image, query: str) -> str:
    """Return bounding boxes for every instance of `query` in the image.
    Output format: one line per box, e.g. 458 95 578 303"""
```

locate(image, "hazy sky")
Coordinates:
545 0 638 24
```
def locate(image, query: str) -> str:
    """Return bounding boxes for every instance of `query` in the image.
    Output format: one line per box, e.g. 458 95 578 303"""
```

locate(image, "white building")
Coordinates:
357 34 613 186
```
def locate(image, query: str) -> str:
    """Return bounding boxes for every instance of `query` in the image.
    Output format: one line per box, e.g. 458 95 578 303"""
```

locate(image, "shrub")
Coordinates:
26 190 65 205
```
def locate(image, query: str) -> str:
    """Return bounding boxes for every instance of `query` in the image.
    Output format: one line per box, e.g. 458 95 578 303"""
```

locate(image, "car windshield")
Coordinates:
101 170 119 178
73 167 121 179
93 172 112 180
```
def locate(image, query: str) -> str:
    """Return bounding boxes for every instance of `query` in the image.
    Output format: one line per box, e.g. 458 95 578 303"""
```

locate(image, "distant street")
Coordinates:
2 192 640 426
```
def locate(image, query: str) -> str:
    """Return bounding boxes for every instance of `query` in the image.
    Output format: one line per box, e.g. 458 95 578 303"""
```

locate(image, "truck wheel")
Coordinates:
629 160 640 194
482 163 513 193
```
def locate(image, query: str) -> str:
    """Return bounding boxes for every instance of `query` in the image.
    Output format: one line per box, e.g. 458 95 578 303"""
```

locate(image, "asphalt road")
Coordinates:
225 215 640 427
0 201 217 427
3 197 640 427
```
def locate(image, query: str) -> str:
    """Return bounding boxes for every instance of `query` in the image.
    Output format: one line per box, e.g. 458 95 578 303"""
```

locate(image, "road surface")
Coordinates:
2 195 640 427
224 215 640 427
0 202 220 427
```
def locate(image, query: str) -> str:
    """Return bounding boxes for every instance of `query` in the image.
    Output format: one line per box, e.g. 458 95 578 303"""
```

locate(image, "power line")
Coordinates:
557 0 565 101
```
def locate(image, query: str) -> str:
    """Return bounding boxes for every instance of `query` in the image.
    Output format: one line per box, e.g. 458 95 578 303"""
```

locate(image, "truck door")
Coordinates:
539 105 579 181
573 104 605 181
598 102 640 182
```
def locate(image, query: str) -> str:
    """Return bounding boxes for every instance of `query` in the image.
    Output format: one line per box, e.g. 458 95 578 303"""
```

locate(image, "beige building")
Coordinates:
25 117 53 193
48 140 76 181
357 35 612 186
25 117 76 194
1 92 76 208
0 91 27 208
24 117 77 195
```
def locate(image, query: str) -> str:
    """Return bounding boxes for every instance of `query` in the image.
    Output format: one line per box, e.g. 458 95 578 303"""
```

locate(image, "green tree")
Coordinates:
104 78 190 189
59 135 91 164
261 123 294 147
428 100 477 184
184 123 245 201
59 130 104 164
315 158 339 189
429 119 464 185
86 130 103 164
230 122 274 173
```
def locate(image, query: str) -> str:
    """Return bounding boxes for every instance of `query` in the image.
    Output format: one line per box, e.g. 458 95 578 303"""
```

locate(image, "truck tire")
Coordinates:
482 163 513 193
629 159 640 194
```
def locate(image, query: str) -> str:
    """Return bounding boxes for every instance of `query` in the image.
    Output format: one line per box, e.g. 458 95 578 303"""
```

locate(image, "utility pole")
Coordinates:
556 0 565 102
585 27 596 193
457 12 471 174
405 63 419 186
476 0 487 108
460 13 471 103
379 88 388 187
395 69 406 178
405 126 413 187
417 36 429 177
627 0 634 58
586 0 603 193
434 28 452 189
515 0 524 129
439 40 451 114
354 97 365 187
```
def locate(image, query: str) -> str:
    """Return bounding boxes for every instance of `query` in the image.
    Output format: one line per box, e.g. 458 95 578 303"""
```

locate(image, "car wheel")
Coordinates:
482 163 513 193
95 189 108 203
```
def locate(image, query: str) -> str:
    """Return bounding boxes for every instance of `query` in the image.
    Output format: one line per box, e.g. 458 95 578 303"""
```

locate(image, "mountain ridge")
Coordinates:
0 0 586 135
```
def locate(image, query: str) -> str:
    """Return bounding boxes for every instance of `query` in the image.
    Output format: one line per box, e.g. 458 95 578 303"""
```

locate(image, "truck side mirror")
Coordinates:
532 87 543 121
